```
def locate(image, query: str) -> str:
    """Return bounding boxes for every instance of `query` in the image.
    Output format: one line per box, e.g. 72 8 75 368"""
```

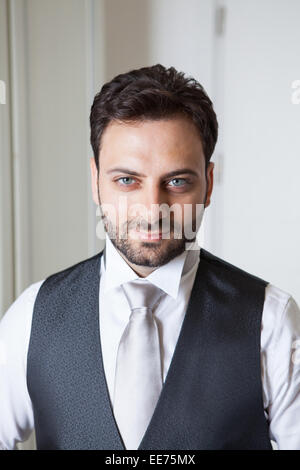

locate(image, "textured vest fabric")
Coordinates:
27 248 272 450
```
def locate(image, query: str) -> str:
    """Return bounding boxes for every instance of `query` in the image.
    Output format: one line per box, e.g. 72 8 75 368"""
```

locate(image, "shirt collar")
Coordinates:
102 233 200 300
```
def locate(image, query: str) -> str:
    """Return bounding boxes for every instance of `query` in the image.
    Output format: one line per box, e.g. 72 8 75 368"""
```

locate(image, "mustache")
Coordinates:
124 219 196 233
127 218 179 233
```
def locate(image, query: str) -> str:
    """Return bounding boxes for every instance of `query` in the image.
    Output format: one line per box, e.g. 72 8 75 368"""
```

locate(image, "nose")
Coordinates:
137 184 169 230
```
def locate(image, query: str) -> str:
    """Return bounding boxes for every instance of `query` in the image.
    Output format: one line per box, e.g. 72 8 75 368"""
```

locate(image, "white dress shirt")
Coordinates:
0 234 300 450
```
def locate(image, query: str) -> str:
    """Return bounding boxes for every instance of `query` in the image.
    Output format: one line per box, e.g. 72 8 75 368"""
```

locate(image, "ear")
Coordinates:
204 162 214 208
90 157 100 205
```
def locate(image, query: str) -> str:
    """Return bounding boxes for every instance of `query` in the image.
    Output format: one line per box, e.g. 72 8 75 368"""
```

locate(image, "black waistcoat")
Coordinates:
27 248 272 450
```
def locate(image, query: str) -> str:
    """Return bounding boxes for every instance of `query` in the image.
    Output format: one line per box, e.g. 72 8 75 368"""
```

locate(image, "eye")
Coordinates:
168 178 188 187
117 177 135 185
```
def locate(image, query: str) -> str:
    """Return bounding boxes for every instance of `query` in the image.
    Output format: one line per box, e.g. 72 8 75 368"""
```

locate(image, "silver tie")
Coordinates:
113 279 164 450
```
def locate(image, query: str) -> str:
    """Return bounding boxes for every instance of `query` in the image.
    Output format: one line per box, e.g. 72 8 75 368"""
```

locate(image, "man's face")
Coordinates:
90 115 214 268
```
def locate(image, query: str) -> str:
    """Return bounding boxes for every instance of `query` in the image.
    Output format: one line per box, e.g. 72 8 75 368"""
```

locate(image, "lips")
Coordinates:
139 231 163 240
133 230 171 241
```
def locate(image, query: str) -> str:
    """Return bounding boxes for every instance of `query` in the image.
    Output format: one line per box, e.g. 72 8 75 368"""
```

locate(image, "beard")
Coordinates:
103 217 190 268
96 166 207 268
98 197 201 269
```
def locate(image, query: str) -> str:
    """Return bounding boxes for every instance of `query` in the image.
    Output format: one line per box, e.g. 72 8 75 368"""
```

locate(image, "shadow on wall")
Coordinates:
104 0 152 79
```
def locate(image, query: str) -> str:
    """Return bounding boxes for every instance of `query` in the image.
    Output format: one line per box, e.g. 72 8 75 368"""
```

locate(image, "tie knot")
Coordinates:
121 279 164 312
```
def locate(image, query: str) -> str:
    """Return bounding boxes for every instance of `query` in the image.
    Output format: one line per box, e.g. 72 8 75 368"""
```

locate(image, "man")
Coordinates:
0 64 299 450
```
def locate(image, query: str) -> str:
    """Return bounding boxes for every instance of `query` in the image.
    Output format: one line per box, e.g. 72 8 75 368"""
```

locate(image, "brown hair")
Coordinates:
90 64 218 171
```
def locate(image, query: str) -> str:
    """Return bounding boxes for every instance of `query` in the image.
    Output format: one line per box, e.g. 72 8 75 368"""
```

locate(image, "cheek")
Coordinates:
99 199 130 231
99 179 117 204
172 201 204 230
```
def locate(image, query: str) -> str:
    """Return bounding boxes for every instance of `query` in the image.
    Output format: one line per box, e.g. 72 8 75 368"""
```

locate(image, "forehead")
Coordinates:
100 116 204 159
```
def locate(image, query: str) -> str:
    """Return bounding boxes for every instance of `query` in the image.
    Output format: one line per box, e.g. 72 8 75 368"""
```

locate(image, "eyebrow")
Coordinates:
106 167 199 179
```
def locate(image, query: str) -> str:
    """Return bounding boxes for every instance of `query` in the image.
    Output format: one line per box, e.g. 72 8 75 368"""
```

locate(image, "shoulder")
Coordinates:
0 280 45 331
200 248 269 287
0 279 46 394
36 250 104 295
263 283 300 348
265 283 292 309
30 251 105 321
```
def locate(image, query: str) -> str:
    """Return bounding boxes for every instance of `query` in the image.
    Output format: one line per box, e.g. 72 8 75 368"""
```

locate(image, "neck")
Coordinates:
116 250 158 278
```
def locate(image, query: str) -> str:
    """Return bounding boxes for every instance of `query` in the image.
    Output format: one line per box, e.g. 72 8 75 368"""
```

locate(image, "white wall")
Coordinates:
103 0 214 104
215 0 300 303
23 0 100 285
148 0 214 94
